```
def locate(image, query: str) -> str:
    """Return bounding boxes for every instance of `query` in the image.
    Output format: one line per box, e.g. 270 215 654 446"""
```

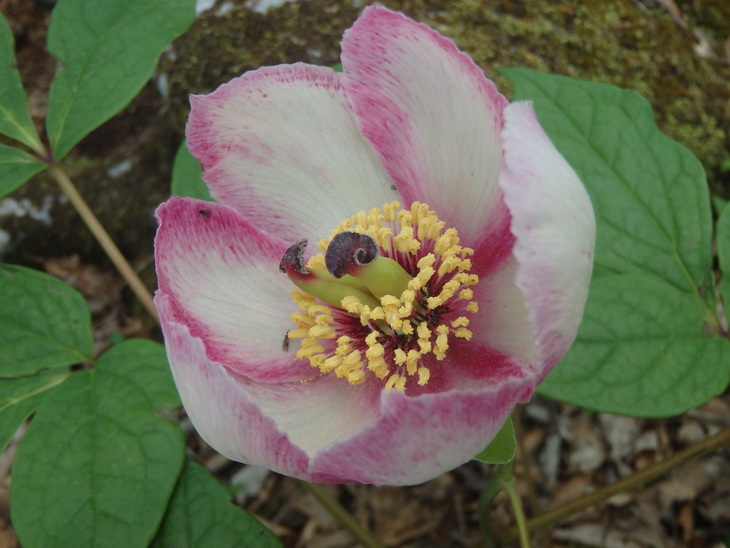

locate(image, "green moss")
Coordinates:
159 1 362 128
440 0 728 193
679 0 730 38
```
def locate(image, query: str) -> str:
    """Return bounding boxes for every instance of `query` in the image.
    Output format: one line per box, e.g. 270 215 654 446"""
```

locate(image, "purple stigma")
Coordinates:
325 232 379 278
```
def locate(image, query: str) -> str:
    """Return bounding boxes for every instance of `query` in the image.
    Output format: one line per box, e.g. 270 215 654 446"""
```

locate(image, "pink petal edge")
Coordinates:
499 102 595 378
311 372 536 485
186 63 398 244
155 197 313 383
156 293 314 479
341 5 513 274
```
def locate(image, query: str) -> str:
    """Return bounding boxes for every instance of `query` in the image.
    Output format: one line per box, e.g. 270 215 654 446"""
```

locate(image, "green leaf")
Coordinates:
539 275 730 417
0 372 68 453
717 202 730 312
712 195 728 217
45 0 196 160
0 264 93 377
171 139 212 201
0 13 43 152
501 68 713 300
11 340 185 548
94 339 181 409
0 144 47 198
473 417 516 464
152 459 282 548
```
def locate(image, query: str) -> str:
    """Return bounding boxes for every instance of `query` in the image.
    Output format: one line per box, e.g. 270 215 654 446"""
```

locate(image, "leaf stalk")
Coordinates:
298 481 386 548
49 163 158 322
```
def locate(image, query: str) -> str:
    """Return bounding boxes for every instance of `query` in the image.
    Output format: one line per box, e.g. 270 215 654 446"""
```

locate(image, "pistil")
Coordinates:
279 239 380 310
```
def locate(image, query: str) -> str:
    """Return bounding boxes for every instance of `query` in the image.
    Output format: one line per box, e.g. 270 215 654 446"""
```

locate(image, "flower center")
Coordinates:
279 201 479 392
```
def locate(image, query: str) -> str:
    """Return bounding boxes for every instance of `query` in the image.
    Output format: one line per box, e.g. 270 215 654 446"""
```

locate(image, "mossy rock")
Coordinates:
3 0 728 270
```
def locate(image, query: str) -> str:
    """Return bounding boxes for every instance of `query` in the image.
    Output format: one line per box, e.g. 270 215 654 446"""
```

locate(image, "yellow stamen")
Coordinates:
451 317 470 328
408 266 434 291
434 228 459 255
426 279 461 308
393 225 420 253
292 289 315 309
367 306 385 322
307 303 333 316
369 359 389 378
405 350 420 376
336 335 352 352
458 288 473 301
335 350 363 378
417 366 431 386
308 324 336 339
322 354 343 373
437 256 464 277
384 373 400 391
397 209 412 227
296 341 324 360
347 369 366 384
417 215 444 240
308 254 327 270
285 201 481 391
365 343 385 360
417 254 436 269
372 227 392 248
383 201 400 222
434 325 449 360
341 295 364 314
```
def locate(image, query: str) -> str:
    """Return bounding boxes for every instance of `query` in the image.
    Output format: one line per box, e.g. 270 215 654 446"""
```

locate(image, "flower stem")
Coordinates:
512 409 539 516
298 481 385 548
49 164 158 322
499 467 531 548
501 424 730 542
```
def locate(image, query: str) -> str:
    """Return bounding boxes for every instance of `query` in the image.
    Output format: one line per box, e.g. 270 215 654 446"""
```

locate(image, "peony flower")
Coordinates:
154 5 594 485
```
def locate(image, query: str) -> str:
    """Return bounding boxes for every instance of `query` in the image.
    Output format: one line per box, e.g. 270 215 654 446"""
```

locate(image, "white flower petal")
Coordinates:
157 294 313 477
499 101 595 377
155 197 313 382
187 63 398 243
341 5 510 252
470 257 539 370
312 371 535 485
